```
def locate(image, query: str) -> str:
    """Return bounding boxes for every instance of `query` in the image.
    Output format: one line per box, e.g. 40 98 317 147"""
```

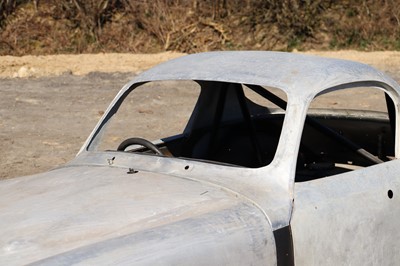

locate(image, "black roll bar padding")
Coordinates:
235 85 264 166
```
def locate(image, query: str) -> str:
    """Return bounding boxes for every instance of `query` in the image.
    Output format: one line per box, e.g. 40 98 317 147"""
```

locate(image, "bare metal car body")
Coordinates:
1 51 399 265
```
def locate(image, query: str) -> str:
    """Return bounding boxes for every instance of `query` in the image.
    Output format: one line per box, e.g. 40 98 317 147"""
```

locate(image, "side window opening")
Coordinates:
296 86 395 182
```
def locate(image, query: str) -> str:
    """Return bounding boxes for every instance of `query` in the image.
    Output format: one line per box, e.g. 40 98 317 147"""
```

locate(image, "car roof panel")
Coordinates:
132 51 399 97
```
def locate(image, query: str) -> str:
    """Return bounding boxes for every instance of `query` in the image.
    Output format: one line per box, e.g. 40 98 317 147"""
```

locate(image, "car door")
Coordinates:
292 162 400 265
290 85 400 265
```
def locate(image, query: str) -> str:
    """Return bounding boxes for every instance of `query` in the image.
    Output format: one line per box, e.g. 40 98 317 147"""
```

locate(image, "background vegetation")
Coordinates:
1 0 400 55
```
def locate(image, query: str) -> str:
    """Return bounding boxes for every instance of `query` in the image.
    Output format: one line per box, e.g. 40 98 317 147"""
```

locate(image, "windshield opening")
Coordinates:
96 80 287 168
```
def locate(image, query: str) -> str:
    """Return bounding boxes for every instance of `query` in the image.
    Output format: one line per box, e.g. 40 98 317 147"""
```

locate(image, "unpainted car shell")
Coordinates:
1 51 400 265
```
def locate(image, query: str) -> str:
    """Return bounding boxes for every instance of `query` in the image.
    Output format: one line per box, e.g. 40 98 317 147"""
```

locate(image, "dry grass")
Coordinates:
0 0 400 55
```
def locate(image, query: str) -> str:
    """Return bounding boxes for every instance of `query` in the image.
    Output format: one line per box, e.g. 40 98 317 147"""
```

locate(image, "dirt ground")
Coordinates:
1 51 400 179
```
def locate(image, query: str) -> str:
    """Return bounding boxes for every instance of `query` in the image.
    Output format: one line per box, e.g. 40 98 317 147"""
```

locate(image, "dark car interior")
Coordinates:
116 81 395 181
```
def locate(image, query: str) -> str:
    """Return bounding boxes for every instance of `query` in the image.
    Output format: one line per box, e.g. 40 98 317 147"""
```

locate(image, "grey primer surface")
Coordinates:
1 51 399 265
